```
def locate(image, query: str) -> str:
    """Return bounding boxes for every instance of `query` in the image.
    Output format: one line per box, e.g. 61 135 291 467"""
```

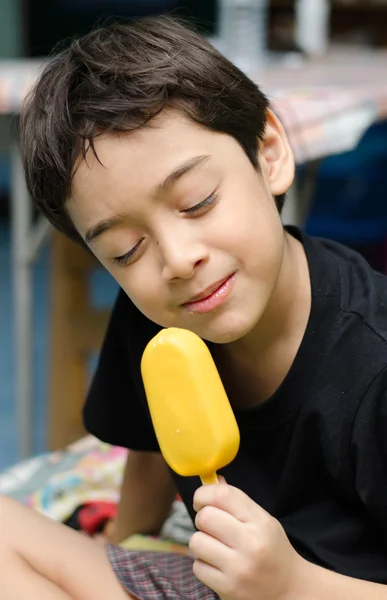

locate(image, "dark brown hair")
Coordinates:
20 15 284 243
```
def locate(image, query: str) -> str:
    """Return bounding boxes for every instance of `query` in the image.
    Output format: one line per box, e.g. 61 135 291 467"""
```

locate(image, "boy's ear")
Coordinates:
259 109 295 195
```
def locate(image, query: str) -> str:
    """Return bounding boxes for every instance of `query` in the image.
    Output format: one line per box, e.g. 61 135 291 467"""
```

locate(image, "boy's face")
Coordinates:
69 109 294 344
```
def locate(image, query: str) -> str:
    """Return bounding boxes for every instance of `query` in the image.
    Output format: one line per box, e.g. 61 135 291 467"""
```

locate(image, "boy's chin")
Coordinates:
195 315 259 345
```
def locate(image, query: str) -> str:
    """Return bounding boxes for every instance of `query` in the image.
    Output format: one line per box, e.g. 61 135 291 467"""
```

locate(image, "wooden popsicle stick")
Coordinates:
200 473 219 485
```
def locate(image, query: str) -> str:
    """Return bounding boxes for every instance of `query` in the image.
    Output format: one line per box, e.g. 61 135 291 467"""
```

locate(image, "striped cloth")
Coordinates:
107 545 219 599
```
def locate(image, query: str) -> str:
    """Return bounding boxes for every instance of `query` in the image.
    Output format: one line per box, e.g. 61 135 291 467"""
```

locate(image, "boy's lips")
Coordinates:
182 274 235 313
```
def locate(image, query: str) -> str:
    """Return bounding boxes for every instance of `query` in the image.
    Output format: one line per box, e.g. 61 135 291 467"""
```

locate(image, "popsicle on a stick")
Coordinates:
141 327 240 485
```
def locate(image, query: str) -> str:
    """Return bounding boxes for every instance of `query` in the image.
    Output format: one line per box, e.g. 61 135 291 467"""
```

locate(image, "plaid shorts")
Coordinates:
107 544 219 599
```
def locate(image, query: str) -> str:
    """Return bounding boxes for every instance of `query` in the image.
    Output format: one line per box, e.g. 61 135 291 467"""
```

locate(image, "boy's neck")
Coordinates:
214 231 311 409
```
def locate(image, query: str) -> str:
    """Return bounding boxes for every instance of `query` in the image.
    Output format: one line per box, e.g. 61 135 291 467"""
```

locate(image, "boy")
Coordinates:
5 13 387 599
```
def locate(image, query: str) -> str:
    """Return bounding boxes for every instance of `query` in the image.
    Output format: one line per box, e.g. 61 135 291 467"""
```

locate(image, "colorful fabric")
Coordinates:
0 436 127 521
0 436 195 551
77 501 118 535
107 545 219 599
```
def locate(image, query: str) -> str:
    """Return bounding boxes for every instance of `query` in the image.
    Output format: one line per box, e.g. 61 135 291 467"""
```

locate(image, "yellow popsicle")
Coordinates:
141 327 240 485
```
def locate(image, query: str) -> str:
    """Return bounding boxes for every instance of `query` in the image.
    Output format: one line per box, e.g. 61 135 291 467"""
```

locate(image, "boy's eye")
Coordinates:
182 193 218 215
112 239 144 267
111 193 217 267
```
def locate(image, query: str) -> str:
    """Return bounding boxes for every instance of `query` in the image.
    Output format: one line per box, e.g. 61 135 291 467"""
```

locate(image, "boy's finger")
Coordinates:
189 529 232 569
194 483 269 523
195 505 243 548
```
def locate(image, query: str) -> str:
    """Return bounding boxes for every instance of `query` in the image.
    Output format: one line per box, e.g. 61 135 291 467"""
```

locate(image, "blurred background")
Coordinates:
1 0 387 473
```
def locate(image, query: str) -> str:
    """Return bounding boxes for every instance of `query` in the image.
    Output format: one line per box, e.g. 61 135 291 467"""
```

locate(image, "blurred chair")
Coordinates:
49 232 110 450
305 120 387 273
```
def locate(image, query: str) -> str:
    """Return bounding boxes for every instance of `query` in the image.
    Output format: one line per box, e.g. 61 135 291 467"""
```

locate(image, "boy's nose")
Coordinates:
160 236 208 282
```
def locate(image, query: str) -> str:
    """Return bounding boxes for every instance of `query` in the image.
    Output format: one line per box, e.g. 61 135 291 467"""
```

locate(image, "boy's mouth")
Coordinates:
182 274 236 314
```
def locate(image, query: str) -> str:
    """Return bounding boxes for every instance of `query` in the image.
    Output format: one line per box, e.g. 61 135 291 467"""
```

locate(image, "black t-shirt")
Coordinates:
84 226 387 583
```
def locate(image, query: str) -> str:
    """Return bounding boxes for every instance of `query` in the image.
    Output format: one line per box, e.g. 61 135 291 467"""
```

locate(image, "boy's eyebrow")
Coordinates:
85 154 211 245
85 214 127 245
154 154 211 197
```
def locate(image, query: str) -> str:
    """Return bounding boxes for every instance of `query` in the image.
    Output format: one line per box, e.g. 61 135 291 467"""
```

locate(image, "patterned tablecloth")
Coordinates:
1 49 387 164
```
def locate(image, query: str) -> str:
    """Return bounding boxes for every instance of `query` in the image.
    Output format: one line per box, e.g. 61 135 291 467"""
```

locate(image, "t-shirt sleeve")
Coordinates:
83 289 162 451
351 366 387 531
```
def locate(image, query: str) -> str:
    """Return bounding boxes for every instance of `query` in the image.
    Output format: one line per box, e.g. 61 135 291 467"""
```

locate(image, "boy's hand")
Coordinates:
189 483 307 600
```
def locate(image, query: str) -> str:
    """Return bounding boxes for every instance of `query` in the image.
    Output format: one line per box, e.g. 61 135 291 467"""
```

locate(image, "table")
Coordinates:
1 49 387 458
